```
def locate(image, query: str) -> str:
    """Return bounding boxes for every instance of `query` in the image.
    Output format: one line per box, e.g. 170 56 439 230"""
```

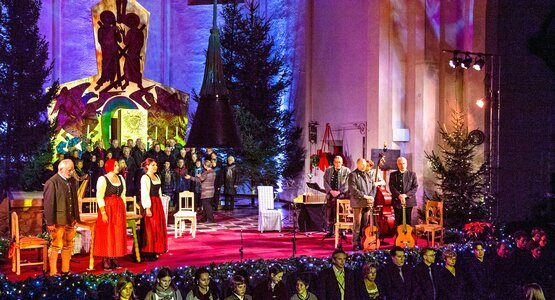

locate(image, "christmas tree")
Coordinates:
0 0 58 191
425 111 492 228
219 1 305 188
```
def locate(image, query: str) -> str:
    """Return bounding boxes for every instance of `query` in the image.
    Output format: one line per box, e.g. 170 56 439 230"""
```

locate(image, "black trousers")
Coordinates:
201 197 215 222
394 206 413 226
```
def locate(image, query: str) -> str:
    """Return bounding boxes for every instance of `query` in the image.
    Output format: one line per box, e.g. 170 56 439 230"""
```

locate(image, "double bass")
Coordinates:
373 153 396 238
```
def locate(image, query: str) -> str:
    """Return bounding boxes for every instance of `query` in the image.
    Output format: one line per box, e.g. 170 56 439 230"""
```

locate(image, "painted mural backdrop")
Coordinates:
49 0 189 155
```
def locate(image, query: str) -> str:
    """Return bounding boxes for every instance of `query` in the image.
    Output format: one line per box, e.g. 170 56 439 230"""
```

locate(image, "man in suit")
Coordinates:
323 156 351 238
462 242 493 299
348 158 375 251
43 159 81 276
413 247 439 300
388 157 418 226
379 246 414 300
318 249 359 300
223 155 239 211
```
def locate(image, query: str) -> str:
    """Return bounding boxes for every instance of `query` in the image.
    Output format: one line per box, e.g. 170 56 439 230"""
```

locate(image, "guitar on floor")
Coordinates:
395 204 415 247
362 205 380 251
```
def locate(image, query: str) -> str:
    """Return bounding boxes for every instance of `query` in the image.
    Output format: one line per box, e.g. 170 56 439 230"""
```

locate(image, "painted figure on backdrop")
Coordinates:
140 158 168 261
122 13 144 89
323 156 351 238
43 159 81 276
388 157 418 226
94 159 127 270
95 10 122 91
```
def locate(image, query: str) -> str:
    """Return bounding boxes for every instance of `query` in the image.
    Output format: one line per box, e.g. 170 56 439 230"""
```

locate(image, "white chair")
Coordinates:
257 186 282 232
174 191 197 238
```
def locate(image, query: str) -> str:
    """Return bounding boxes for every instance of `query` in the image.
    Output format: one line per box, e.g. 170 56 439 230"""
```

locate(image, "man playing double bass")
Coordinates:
323 156 350 238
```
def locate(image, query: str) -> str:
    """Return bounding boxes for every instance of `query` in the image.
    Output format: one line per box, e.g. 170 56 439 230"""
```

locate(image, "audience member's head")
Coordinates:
524 283 546 300
362 263 378 282
295 276 311 297
421 247 436 265
527 241 543 260
442 250 457 268
114 276 137 300
268 264 285 284
229 275 248 297
390 246 405 267
473 242 485 261
496 241 510 258
514 231 529 249
331 249 347 270
153 267 177 292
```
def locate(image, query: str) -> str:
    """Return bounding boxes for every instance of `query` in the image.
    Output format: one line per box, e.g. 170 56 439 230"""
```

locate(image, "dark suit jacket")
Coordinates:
412 262 440 300
348 169 375 208
461 257 492 299
223 163 239 195
436 267 464 300
388 170 418 208
317 267 359 300
378 263 414 300
323 166 351 196
43 173 81 226
253 279 288 300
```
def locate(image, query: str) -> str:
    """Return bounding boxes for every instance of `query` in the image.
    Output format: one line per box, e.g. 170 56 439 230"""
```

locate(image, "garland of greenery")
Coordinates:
0 244 489 300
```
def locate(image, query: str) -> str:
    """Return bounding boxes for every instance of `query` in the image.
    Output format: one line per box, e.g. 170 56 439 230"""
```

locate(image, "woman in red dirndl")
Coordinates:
140 158 167 261
94 158 127 270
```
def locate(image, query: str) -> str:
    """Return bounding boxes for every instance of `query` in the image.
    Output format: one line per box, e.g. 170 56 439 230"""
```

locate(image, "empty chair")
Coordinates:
334 199 354 248
11 212 48 275
257 186 282 232
174 191 197 238
415 200 444 246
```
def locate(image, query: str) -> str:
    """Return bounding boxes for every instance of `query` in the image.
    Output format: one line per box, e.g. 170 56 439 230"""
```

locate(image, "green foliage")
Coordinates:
425 111 492 228
0 0 58 192
220 1 305 188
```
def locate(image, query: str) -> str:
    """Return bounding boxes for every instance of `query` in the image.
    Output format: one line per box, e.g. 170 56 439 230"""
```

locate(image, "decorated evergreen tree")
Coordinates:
425 111 492 228
0 0 58 192
219 1 305 188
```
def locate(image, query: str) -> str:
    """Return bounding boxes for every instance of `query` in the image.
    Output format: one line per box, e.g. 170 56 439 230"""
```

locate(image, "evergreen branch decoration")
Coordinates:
425 111 493 228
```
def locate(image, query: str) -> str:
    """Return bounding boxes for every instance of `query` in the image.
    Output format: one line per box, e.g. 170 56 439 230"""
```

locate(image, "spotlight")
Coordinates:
449 53 461 68
461 54 473 69
473 56 485 70
476 98 485 108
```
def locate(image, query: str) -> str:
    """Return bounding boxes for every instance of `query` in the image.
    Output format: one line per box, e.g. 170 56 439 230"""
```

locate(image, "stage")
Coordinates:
2 200 429 282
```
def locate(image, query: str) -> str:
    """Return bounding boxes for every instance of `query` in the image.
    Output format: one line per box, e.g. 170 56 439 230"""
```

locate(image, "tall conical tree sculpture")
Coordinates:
187 0 241 148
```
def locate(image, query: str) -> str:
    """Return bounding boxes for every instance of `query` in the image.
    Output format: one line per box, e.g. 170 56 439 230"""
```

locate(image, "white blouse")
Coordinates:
140 174 162 209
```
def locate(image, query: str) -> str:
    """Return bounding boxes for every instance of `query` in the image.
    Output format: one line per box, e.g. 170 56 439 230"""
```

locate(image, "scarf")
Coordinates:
154 285 176 300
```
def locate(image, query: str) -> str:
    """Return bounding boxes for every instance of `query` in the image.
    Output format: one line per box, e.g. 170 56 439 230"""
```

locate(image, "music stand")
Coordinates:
281 202 311 237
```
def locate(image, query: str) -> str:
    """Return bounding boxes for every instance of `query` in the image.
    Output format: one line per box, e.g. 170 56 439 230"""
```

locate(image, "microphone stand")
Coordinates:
239 229 244 263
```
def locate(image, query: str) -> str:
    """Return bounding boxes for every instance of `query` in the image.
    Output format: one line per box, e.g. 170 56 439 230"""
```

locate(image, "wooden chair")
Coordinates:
334 199 354 248
174 191 197 238
415 200 444 247
125 196 143 262
11 212 48 275
77 179 89 200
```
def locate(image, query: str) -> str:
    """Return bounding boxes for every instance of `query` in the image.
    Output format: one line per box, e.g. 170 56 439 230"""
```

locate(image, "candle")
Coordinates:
86 124 90 138
155 127 158 140
165 126 168 141
175 126 178 138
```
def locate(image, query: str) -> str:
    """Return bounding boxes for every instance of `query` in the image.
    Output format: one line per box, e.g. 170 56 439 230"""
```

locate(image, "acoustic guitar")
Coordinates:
362 205 380 251
395 203 415 247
